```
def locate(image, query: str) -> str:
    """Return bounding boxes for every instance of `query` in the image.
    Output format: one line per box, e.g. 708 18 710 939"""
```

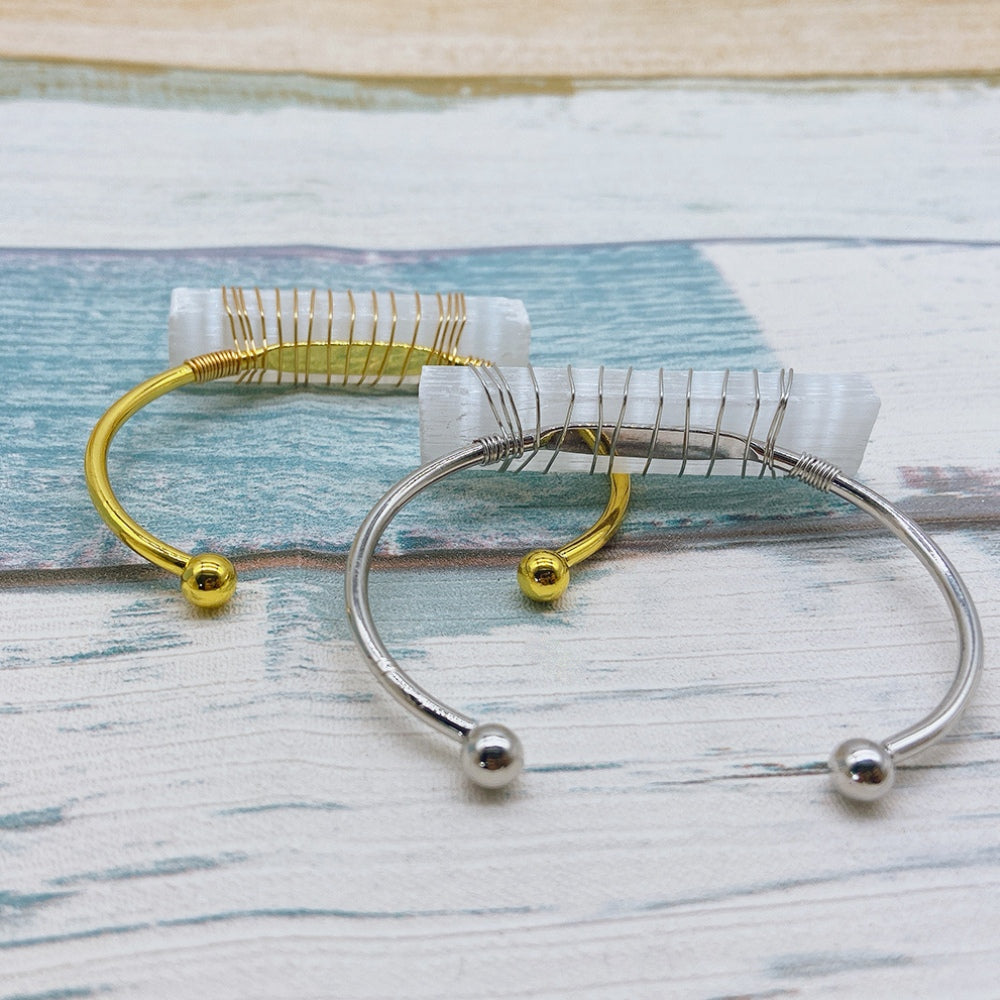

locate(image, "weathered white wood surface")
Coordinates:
1 71 999 248
2 65 999 999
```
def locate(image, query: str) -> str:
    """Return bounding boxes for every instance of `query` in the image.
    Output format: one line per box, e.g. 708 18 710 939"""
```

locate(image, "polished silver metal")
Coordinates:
461 724 525 788
345 368 983 799
829 737 895 801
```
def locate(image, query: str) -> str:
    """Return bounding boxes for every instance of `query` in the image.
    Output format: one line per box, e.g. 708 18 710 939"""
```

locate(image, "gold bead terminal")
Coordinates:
180 553 238 609
517 467 630 603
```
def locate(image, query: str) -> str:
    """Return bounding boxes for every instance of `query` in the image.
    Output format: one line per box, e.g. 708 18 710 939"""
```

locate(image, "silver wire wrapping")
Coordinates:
345 366 983 802
462 364 796 476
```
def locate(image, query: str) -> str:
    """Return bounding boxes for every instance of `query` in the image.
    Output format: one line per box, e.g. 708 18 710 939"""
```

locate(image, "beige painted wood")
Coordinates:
1 0 999 78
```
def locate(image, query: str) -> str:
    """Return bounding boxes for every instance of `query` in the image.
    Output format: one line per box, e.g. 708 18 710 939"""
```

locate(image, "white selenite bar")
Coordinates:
419 366 880 476
168 287 531 381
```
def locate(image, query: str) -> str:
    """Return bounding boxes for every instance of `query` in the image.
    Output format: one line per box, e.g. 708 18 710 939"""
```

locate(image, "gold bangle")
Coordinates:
84 286 630 609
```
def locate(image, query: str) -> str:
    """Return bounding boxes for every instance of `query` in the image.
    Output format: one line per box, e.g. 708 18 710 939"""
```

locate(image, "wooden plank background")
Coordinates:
1 1 999 77
2 6 999 999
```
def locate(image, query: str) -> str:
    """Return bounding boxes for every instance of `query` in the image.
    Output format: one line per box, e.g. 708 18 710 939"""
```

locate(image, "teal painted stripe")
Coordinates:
10 59 970 115
0 57 578 112
1 989 96 1000
0 807 64 831
0 903 541 952
0 890 74 918
630 844 1000 914
0 242 780 570
216 801 348 816
49 854 246 887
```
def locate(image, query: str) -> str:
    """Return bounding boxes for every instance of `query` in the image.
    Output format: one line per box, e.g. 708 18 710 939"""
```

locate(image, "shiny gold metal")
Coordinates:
180 552 238 609
86 363 198 579
342 288 356 387
396 290 422 388
517 428 631 602
84 287 631 609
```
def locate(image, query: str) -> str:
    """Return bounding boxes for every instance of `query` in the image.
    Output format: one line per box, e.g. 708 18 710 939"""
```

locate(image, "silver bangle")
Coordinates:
345 371 983 803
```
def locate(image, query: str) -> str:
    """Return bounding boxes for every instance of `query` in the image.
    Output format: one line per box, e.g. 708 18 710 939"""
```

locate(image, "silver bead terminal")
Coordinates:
461 724 524 789
829 738 895 802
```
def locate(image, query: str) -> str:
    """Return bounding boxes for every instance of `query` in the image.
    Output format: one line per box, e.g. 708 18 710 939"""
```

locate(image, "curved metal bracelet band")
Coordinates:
345 426 983 801
85 357 630 609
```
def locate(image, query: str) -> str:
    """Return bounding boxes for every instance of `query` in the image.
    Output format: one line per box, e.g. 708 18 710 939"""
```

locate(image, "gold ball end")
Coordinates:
180 553 237 609
517 549 570 603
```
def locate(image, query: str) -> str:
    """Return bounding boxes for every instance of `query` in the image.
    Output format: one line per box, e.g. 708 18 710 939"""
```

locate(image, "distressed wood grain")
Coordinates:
2 65 999 1000
1 534 998 997
1 0 999 78
702 241 1000 497
2 72 998 248
3 240 999 575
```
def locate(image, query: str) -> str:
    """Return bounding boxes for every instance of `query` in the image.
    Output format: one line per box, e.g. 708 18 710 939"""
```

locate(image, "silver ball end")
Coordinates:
829 737 895 802
461 723 524 790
